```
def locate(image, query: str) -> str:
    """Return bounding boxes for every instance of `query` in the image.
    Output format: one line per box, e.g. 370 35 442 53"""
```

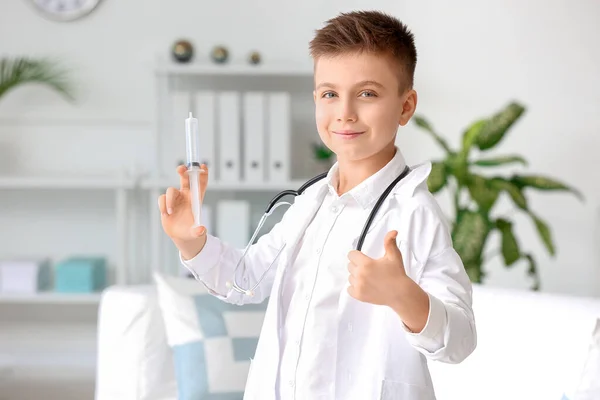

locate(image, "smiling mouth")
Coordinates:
333 130 365 137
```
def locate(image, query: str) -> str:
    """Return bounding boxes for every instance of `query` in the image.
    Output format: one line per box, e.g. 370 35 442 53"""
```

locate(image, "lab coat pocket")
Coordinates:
380 380 435 400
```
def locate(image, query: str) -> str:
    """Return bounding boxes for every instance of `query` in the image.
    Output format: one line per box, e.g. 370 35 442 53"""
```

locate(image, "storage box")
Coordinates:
0 259 51 294
54 257 107 293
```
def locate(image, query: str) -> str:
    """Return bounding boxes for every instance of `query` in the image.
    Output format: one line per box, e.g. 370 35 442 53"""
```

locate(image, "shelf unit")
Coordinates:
156 61 313 77
147 59 318 278
0 292 101 305
0 172 135 302
0 59 320 301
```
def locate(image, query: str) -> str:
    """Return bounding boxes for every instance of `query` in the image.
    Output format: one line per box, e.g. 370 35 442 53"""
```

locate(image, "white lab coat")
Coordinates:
183 161 477 400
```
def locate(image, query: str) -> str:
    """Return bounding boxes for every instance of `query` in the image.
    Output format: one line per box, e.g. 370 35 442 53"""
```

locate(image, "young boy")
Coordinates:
158 10 476 400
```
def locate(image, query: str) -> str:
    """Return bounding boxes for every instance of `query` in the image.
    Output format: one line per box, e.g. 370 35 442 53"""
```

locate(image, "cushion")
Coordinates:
153 273 268 400
95 285 177 400
564 318 600 400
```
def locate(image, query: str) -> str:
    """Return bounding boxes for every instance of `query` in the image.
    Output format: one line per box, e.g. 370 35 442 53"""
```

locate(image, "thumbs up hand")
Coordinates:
347 230 430 333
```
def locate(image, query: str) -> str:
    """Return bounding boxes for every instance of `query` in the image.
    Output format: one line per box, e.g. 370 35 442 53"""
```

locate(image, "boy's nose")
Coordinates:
336 100 358 122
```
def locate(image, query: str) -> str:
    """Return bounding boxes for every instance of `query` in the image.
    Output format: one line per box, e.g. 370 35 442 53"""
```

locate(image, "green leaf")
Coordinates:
467 174 500 212
473 155 527 167
461 119 486 155
0 57 75 101
495 218 520 266
475 102 526 151
446 153 468 186
452 210 490 264
527 211 555 256
511 175 583 200
427 162 447 193
413 115 452 153
522 253 540 291
464 262 483 284
312 143 334 160
488 178 528 209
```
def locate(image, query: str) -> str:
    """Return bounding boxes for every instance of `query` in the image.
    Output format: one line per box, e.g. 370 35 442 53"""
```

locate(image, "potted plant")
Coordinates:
413 101 583 290
311 142 336 171
0 57 75 102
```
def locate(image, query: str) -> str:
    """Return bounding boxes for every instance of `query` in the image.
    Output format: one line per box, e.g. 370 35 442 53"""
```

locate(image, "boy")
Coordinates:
158 10 476 400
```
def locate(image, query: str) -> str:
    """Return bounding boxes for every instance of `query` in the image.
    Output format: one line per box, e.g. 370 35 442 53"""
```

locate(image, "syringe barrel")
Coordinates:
185 113 201 167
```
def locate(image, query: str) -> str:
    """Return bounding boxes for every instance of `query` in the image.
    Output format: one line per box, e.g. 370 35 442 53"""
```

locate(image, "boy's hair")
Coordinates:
309 10 417 91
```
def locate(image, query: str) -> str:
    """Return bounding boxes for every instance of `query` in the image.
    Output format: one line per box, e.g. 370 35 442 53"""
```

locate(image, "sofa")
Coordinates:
94 281 600 400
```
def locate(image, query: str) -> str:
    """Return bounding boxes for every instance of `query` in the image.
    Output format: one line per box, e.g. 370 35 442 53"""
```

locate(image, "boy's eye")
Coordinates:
360 90 377 97
321 91 336 99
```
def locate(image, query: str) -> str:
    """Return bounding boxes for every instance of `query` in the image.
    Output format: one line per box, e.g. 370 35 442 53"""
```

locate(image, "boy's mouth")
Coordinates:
333 130 365 139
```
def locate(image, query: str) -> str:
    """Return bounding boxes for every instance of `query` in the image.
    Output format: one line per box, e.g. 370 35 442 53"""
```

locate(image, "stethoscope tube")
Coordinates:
263 172 329 214
355 165 410 251
227 166 410 296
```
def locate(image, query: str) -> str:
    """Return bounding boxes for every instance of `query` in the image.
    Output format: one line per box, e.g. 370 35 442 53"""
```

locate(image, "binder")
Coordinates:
217 91 241 182
242 92 266 182
193 91 217 174
266 92 291 182
217 200 250 249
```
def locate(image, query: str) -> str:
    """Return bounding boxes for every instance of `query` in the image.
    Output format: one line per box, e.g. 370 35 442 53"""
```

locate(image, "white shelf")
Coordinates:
157 61 313 77
0 176 135 190
141 178 310 191
0 292 101 305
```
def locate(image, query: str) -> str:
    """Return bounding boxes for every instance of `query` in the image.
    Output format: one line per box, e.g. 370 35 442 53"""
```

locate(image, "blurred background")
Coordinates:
0 0 599 399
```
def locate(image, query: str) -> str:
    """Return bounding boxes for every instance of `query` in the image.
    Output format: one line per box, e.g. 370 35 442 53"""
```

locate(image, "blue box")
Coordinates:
54 257 107 293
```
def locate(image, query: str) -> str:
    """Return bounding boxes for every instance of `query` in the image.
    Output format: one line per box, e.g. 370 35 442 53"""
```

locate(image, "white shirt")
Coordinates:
180 146 476 400
277 152 407 399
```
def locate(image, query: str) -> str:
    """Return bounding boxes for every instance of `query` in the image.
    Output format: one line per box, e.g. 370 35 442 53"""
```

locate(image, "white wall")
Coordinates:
0 0 598 296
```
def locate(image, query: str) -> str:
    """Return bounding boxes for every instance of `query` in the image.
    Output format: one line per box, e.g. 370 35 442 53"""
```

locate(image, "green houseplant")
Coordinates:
413 102 583 290
0 57 75 102
312 142 336 170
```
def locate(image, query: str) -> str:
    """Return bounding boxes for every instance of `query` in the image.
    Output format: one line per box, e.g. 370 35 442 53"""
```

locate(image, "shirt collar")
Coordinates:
325 147 407 210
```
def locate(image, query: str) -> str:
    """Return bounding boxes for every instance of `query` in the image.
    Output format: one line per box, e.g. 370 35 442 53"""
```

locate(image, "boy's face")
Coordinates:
313 51 417 163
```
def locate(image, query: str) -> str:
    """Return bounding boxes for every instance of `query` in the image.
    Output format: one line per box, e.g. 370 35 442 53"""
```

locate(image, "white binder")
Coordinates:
267 92 291 182
217 200 250 249
167 91 192 174
242 92 266 182
217 91 241 182
193 91 217 174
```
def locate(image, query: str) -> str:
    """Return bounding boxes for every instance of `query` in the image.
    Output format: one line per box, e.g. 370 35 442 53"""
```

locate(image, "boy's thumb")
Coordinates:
383 230 401 260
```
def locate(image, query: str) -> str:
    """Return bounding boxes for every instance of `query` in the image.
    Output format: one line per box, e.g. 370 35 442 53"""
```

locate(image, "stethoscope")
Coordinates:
225 165 411 296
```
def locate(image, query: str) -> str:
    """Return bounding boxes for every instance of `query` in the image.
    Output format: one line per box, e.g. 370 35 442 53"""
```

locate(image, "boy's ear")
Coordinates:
399 90 418 126
313 90 317 103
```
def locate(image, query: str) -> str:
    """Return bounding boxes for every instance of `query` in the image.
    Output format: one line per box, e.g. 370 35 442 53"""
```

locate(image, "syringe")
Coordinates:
185 112 203 228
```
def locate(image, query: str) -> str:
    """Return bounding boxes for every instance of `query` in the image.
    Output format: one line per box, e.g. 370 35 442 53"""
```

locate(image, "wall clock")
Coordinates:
31 0 103 22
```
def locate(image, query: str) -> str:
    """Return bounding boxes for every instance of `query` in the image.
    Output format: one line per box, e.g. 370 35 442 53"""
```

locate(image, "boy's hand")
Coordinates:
347 230 430 333
158 164 209 260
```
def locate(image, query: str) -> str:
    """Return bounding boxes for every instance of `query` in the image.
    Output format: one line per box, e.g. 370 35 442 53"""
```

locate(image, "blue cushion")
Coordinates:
154 273 267 400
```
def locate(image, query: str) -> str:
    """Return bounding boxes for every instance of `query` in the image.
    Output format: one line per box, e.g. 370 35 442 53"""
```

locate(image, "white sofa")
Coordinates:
94 283 600 400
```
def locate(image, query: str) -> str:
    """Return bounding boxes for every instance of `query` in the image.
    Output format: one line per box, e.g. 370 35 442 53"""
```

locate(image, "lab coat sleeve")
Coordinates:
400 203 477 364
179 196 303 306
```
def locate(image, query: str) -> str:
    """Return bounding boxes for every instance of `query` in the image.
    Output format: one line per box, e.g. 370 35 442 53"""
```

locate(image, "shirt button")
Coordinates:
316 248 321 254
331 205 338 213
289 380 295 387
304 294 310 301
348 323 353 332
